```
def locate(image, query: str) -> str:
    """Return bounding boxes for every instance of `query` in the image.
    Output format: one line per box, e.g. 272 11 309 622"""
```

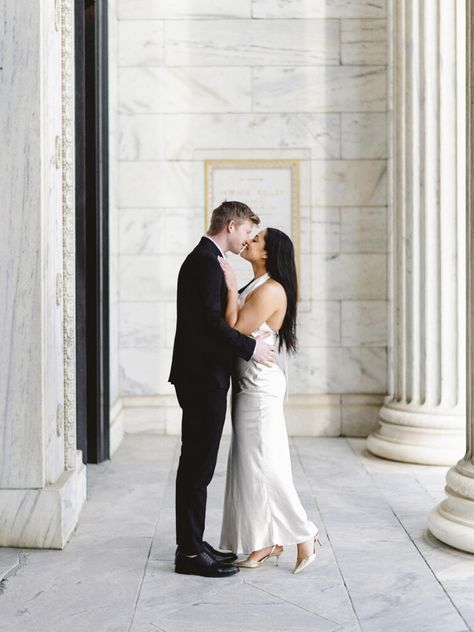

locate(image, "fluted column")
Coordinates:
367 0 466 465
428 0 474 552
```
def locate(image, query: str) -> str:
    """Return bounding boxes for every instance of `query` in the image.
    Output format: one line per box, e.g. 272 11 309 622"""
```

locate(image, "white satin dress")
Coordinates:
219 273 317 554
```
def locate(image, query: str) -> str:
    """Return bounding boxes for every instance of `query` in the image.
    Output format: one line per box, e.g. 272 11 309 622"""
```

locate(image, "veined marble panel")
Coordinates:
109 196 120 255
119 115 165 160
289 347 387 393
341 394 384 436
118 67 251 114
341 113 387 159
165 301 177 349
298 206 312 255
284 394 341 436
253 66 386 112
194 148 311 160
341 19 387 65
311 254 387 300
109 254 119 303
163 113 340 160
110 347 120 405
252 0 386 19
340 207 387 252
120 207 203 255
117 0 251 19
312 160 387 206
165 19 339 66
298 253 311 301
0 0 43 488
119 348 174 396
118 20 164 66
118 161 201 208
297 301 341 347
119 255 182 301
120 303 165 348
110 296 119 354
311 207 341 253
341 301 388 347
165 208 204 253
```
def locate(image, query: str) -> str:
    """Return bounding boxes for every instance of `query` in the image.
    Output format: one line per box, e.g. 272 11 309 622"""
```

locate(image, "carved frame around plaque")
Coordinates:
204 159 301 289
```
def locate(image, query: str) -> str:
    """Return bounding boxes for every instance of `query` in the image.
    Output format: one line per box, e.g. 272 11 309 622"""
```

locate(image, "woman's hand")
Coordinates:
218 256 238 293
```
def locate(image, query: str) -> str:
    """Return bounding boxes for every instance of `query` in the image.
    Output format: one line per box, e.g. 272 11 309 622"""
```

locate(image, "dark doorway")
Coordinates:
75 0 110 464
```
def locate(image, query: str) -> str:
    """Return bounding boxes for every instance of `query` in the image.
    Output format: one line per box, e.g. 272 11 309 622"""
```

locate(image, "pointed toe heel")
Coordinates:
235 544 283 569
293 533 320 575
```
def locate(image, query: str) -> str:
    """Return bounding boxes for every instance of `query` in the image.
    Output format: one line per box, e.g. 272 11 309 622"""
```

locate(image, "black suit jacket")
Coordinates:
168 237 256 390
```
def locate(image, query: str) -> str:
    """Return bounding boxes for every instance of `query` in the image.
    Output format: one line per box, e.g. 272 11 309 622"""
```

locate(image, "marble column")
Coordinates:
0 0 86 548
367 0 466 465
428 0 474 553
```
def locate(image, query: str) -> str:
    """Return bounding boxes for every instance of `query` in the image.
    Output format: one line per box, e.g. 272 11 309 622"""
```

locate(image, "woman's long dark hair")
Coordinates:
264 228 298 354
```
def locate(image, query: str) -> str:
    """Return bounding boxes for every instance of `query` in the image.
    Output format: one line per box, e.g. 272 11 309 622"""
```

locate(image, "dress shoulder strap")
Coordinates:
239 272 271 304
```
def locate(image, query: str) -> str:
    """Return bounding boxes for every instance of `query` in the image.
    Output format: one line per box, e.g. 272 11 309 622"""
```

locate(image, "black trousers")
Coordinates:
174 384 228 555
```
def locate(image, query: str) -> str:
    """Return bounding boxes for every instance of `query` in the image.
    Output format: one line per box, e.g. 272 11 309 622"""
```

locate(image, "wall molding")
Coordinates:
119 393 383 438
61 0 77 470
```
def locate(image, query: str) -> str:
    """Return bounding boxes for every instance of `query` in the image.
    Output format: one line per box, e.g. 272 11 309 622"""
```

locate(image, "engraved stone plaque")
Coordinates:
205 159 301 289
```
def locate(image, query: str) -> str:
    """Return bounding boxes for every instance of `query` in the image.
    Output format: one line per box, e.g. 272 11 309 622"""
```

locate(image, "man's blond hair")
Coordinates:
208 201 260 235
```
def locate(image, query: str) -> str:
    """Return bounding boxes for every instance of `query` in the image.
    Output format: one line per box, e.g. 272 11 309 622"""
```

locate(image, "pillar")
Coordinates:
367 0 466 465
0 0 86 548
428 0 474 553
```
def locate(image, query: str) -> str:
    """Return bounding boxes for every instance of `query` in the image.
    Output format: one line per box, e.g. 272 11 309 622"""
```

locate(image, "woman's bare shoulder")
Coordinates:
252 278 286 302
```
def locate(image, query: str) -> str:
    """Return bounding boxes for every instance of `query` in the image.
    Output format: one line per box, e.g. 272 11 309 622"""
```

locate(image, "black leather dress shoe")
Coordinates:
203 541 238 563
175 550 240 577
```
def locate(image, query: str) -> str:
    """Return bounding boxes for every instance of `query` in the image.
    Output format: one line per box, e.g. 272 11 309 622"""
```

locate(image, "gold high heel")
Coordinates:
293 533 322 575
234 544 284 568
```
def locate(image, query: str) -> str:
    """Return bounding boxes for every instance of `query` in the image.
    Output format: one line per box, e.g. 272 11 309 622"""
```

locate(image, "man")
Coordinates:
169 201 276 577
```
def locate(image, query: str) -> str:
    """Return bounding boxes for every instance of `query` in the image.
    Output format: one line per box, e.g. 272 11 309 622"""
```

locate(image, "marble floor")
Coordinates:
0 434 473 632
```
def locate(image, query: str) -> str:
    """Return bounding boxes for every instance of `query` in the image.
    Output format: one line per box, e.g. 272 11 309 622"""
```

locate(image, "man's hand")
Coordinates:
253 332 276 367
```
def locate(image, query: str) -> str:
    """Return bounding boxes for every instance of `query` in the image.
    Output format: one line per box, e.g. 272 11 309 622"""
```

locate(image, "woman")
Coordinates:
218 227 321 574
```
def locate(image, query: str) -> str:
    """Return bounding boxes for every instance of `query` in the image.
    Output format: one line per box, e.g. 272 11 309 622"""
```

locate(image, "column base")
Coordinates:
0 452 86 549
428 463 474 554
367 403 465 465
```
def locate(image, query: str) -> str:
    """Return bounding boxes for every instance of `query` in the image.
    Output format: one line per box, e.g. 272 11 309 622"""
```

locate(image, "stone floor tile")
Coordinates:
0 435 473 632
153 581 341 632
0 550 23 583
296 439 470 632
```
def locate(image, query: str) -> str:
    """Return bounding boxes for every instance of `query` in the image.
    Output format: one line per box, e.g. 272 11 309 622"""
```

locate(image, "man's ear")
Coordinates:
227 220 235 233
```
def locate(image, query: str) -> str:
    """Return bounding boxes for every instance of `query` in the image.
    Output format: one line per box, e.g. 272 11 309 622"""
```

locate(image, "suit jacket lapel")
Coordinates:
196 236 223 259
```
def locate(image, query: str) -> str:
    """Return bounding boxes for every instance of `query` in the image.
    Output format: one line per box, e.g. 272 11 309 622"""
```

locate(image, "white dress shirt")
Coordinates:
203 235 226 259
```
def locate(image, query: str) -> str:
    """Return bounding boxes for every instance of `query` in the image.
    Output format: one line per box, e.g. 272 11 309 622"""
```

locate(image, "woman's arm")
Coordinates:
218 256 239 326
233 284 284 335
225 288 239 327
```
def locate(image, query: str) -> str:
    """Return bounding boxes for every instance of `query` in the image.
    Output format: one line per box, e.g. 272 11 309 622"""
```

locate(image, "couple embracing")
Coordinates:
169 201 321 578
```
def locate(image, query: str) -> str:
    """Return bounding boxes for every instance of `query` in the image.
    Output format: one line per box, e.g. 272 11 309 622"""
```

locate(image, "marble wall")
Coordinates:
109 0 125 453
111 0 388 436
